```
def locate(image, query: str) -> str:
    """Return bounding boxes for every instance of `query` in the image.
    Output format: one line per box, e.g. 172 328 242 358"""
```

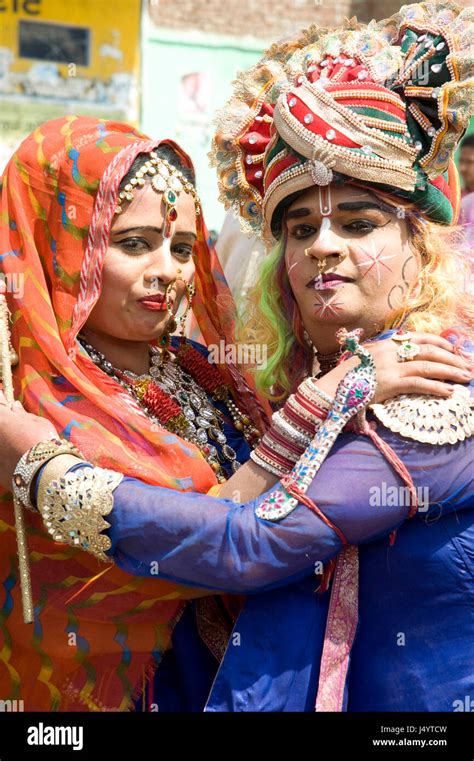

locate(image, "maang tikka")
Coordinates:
115 151 201 239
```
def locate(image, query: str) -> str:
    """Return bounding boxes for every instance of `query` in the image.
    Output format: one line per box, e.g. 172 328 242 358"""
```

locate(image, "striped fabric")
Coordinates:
0 116 265 711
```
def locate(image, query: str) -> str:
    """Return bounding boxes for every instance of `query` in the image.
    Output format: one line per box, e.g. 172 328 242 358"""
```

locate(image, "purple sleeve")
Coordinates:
100 428 473 594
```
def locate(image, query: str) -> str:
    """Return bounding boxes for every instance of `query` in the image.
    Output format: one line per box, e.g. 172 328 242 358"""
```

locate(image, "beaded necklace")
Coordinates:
78 336 260 482
313 348 345 377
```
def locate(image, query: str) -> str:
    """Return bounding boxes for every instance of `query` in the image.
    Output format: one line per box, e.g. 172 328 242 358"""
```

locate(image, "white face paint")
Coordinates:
286 259 300 275
318 216 331 244
317 186 333 245
313 291 345 319
161 234 172 258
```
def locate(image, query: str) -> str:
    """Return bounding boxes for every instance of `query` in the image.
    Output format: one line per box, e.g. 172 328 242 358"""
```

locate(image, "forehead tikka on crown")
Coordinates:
115 151 201 235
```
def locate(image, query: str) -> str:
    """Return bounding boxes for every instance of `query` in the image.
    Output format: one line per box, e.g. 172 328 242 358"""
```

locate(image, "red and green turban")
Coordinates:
211 1 473 243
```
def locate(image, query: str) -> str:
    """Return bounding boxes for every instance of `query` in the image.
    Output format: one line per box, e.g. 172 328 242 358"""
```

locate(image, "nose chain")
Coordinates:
304 250 347 274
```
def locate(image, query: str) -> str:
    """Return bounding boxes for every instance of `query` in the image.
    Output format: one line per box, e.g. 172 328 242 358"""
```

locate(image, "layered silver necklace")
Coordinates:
77 337 240 481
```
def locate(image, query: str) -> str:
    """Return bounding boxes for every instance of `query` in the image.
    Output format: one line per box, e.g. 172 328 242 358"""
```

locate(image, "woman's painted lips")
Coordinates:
306 273 353 291
138 294 168 311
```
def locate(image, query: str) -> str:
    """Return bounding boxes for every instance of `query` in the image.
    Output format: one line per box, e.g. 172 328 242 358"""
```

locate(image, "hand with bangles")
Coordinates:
220 326 473 499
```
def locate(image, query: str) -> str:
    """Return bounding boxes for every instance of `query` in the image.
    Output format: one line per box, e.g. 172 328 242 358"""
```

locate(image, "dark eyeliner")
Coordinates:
117 237 151 253
344 220 377 231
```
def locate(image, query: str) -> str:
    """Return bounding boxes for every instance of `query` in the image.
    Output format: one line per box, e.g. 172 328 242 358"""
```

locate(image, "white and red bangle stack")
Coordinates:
250 378 333 477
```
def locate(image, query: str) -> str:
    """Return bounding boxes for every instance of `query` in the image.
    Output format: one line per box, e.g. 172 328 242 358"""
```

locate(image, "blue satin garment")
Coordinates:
101 409 473 709
69 334 474 711
135 337 252 711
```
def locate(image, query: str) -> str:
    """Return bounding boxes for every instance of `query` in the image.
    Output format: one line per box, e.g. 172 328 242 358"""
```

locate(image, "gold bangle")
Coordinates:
12 438 84 511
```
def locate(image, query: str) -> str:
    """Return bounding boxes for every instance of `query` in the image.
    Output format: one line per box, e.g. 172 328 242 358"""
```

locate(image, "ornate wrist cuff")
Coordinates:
12 438 84 511
38 466 124 563
36 454 87 510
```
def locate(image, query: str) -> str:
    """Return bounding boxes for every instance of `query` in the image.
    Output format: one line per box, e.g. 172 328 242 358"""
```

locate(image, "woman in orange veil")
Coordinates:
0 115 268 711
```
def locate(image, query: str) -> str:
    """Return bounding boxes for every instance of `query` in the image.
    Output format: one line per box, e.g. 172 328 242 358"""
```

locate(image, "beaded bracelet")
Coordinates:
256 328 377 521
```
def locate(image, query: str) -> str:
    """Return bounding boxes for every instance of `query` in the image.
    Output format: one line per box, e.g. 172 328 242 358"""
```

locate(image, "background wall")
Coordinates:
144 0 472 231
0 0 141 169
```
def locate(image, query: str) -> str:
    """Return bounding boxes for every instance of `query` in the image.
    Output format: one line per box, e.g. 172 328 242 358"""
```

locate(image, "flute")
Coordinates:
0 280 34 624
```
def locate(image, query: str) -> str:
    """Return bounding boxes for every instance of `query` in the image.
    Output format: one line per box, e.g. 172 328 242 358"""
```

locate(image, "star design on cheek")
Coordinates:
314 292 345 318
354 243 396 286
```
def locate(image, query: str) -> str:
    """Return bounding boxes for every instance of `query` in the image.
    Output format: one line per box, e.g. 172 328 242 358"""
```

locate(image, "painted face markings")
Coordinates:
387 284 405 310
287 260 300 275
161 235 172 258
401 254 415 288
313 291 345 318
386 254 415 310
353 241 396 286
319 216 331 243
285 245 301 277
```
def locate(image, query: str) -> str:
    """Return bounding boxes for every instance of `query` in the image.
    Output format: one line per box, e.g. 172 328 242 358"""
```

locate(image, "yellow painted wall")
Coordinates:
0 0 141 80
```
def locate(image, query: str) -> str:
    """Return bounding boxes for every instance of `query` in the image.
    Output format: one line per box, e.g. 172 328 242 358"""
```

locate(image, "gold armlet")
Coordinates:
37 458 124 563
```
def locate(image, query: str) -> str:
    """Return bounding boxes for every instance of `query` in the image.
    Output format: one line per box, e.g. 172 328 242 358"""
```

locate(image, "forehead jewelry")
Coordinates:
115 152 201 241
319 186 331 217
